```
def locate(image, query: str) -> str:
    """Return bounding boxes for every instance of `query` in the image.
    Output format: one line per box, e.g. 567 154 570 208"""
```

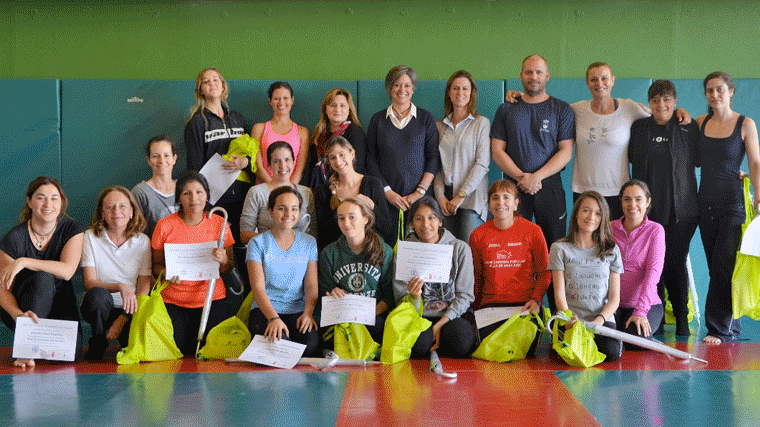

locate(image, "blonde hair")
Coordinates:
187 67 230 126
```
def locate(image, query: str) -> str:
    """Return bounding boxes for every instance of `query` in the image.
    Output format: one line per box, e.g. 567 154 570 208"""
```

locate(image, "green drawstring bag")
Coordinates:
551 310 606 368
380 296 432 365
197 291 255 360
117 273 183 364
733 177 760 320
472 311 544 363
393 209 404 253
225 134 260 183
323 323 380 361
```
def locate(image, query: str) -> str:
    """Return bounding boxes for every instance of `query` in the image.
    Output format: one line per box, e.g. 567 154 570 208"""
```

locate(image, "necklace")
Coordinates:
392 104 411 121
29 222 56 249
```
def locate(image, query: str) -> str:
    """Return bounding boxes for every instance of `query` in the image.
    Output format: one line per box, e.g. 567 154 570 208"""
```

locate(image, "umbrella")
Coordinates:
195 206 228 357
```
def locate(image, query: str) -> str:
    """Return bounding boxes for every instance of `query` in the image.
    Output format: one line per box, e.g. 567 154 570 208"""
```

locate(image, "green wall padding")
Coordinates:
0 78 60 234
60 79 194 228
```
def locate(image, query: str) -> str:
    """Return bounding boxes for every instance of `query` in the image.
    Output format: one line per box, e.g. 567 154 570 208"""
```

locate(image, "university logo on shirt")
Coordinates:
347 272 366 292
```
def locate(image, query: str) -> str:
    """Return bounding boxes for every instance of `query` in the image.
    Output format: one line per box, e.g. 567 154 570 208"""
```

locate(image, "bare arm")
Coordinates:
594 271 620 326
533 138 573 182
152 248 166 278
552 270 569 313
491 137 524 180
252 123 272 183
290 126 310 184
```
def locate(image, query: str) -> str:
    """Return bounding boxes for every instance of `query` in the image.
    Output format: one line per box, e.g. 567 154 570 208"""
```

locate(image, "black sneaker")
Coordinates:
84 335 108 360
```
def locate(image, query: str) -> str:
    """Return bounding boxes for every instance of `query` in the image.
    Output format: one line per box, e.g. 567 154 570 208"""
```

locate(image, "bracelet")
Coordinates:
267 316 280 323
416 187 426 195
417 184 428 191
595 314 606 322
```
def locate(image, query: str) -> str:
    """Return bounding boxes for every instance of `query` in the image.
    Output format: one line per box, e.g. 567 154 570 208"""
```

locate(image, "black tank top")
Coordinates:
697 113 746 210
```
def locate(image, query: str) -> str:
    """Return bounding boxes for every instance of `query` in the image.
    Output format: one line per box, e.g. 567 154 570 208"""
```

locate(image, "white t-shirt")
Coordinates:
571 98 649 196
81 229 152 308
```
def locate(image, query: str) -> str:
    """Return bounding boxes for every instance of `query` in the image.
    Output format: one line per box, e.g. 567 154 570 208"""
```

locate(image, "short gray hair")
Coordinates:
385 65 418 94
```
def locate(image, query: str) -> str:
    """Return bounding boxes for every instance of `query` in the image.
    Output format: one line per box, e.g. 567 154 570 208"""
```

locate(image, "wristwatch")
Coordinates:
458 190 467 199
417 187 426 195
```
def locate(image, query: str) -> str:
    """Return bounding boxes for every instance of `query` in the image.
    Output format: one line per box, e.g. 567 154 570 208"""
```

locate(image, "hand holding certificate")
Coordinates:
238 335 307 369
321 294 376 327
474 306 525 329
13 317 79 362
395 241 453 283
164 241 219 281
199 153 241 205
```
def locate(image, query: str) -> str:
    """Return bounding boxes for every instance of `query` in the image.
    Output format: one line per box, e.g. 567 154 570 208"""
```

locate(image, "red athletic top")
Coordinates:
469 218 550 309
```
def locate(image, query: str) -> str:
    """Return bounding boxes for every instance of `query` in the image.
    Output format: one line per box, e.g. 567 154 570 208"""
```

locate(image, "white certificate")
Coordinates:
13 317 78 362
320 294 376 327
164 241 218 281
474 306 525 329
238 335 307 369
740 216 760 256
395 241 453 283
199 152 241 205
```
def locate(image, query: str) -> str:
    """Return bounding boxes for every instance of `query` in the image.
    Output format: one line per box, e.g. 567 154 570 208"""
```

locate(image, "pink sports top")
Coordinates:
260 121 302 178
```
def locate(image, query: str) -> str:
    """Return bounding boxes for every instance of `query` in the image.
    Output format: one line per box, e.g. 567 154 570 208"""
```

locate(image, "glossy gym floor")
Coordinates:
1 320 758 427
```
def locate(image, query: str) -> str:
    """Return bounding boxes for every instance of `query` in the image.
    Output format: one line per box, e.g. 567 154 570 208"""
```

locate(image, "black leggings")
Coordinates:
614 304 665 350
249 308 319 357
412 316 477 358
80 287 130 348
165 299 228 356
0 270 82 357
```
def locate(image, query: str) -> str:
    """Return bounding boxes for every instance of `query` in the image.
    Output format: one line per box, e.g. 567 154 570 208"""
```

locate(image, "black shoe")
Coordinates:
84 335 108 360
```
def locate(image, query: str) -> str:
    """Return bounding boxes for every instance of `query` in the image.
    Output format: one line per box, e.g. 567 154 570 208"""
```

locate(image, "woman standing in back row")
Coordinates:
697 71 760 344
434 70 490 243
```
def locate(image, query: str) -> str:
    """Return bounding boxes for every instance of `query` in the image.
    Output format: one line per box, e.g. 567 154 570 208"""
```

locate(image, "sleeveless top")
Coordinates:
697 114 746 211
260 121 301 178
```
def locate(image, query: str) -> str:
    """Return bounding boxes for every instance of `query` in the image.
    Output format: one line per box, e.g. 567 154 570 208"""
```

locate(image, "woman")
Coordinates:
80 186 152 359
308 88 365 188
469 180 550 350
570 62 654 219
314 135 392 251
252 82 310 185
246 186 319 356
629 80 699 336
365 65 440 246
151 171 235 355
318 198 395 346
611 180 665 342
240 141 316 244
0 177 84 368
434 70 490 242
184 67 250 242
549 191 623 362
696 71 760 344
393 198 476 358
505 62 687 219
132 135 178 237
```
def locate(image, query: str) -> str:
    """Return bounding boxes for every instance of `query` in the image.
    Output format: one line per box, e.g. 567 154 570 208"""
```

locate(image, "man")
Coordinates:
490 54 575 311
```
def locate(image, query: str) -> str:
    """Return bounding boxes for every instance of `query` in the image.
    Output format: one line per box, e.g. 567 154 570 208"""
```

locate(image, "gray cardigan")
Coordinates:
433 114 491 221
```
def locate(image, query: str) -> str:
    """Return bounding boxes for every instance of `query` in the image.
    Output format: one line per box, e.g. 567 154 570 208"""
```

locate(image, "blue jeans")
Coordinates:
443 208 484 244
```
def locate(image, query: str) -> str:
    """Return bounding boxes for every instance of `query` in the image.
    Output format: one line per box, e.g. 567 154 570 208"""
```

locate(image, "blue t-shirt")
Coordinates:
490 97 575 174
246 230 318 314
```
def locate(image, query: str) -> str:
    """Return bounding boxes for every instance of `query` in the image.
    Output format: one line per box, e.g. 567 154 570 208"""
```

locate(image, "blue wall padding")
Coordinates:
0 79 61 234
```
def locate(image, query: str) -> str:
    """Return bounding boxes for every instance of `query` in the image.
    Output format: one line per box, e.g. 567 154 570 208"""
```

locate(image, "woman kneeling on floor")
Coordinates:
393 197 477 357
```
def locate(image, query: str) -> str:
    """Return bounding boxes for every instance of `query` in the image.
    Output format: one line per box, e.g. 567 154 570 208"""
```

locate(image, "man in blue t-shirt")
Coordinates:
490 54 575 311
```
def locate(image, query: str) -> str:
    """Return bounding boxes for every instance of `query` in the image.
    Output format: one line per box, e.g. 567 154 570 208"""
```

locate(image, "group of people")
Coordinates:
1 56 757 368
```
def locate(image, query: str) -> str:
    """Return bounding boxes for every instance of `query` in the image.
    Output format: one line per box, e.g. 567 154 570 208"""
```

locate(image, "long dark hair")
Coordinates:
175 171 212 213
561 191 616 258
339 197 385 267
21 176 69 223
